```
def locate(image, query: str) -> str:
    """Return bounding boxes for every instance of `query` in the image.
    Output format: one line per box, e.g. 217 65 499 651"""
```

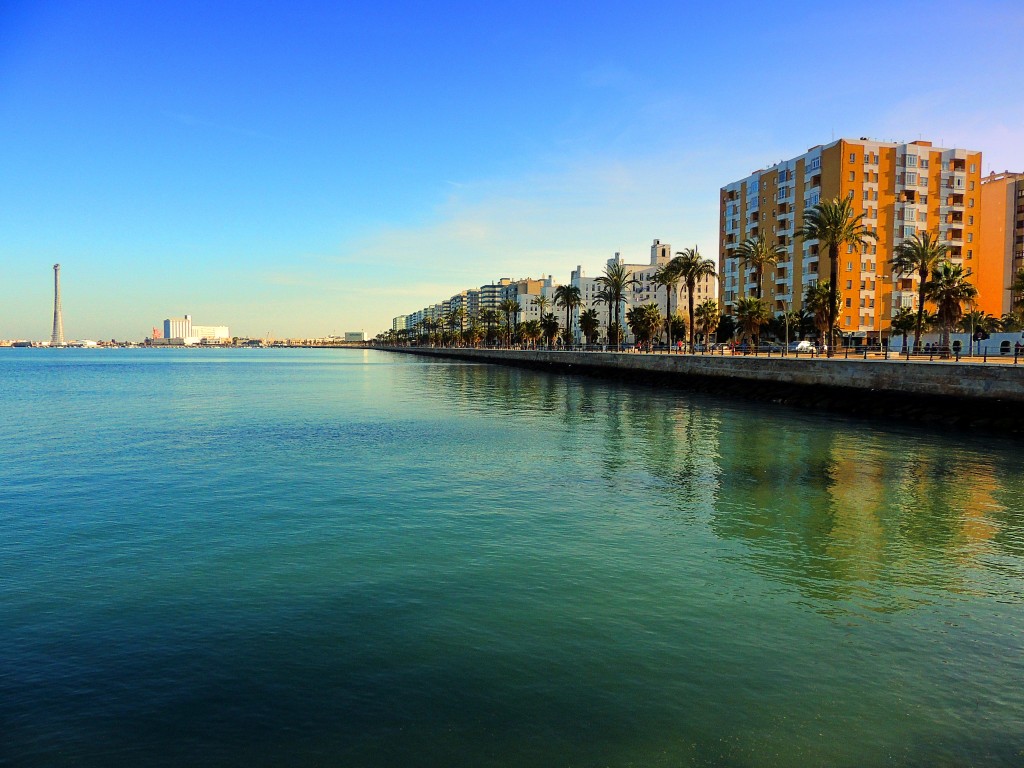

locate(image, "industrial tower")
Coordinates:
51 263 64 346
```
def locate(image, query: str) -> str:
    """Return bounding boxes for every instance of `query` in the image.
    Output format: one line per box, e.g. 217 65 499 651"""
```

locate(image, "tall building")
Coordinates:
720 138 983 343
979 171 1024 315
164 315 192 339
51 264 64 346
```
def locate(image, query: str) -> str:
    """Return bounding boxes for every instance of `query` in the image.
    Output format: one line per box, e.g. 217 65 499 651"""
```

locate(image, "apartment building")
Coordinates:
979 171 1024 315
720 138 983 343
573 240 717 343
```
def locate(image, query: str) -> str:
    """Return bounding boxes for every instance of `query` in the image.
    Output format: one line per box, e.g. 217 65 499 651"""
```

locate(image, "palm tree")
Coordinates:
734 297 771 350
595 262 640 350
625 302 662 349
889 307 916 353
1000 312 1024 332
891 232 949 353
498 298 521 347
464 319 484 347
579 308 601 345
694 299 719 348
540 313 560 348
797 193 877 356
553 284 582 346
674 247 718 351
925 263 977 356
447 308 466 346
531 295 550 324
594 287 615 345
652 260 682 347
520 319 542 349
803 282 838 349
959 308 997 356
1010 267 1024 311
736 234 782 300
479 308 500 346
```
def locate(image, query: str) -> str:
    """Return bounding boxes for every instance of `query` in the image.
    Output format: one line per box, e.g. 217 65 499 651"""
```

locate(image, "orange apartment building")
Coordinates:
719 138 983 343
979 171 1024 315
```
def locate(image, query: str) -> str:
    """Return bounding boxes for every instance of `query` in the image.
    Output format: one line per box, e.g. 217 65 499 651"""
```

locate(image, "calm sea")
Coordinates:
1 348 1022 767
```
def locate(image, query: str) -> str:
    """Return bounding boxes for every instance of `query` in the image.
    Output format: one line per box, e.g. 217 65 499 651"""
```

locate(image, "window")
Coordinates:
921 159 929 169
849 171 855 181
967 233 973 242
810 157 821 170
846 280 853 289
849 152 856 164
969 198 975 208
905 172 917 185
970 163 976 173
906 154 918 167
967 249 973 259
873 191 878 200
863 190 869 200
845 298 852 307
904 226 916 237
968 215 974 225
844 317 851 327
846 261 853 271
847 244 853 253
969 181 975 191
918 212 927 222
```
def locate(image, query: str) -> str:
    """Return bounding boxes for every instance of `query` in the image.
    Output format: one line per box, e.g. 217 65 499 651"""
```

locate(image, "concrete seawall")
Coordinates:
380 347 1024 432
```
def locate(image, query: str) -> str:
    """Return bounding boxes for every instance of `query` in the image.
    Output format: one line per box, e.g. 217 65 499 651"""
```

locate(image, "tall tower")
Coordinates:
51 263 65 346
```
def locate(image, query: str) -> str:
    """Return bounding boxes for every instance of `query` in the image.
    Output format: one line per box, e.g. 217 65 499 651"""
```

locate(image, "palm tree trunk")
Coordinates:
828 245 839 357
688 283 696 352
665 287 672 349
913 269 927 353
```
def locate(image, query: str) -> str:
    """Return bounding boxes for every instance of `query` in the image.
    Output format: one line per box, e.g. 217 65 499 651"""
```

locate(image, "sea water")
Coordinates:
1 348 1022 767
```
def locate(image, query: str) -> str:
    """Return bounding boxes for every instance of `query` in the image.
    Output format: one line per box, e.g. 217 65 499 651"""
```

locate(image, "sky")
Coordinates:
2 0 1022 340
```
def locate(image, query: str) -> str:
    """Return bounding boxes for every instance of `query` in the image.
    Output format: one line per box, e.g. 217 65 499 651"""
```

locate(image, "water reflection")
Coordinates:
413 359 1024 612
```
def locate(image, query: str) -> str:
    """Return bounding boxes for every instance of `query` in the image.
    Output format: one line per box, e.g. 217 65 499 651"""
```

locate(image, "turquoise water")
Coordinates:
1 348 1022 767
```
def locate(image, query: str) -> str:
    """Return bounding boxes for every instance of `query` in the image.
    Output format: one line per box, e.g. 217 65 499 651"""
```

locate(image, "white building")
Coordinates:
573 240 717 344
162 315 229 344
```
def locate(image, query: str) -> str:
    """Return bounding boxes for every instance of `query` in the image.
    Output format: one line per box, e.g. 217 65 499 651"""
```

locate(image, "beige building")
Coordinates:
979 171 1024 315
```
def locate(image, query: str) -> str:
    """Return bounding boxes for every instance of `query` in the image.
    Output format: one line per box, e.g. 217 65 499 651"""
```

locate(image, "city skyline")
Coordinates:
2 0 1023 340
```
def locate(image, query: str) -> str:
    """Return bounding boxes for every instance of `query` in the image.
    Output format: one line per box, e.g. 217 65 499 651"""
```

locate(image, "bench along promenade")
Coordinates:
380 346 1024 433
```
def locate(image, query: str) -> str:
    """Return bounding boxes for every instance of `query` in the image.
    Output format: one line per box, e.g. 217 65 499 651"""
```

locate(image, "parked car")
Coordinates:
788 340 815 353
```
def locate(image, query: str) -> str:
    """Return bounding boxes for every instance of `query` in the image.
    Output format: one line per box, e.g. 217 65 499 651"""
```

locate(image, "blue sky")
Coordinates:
2 0 1022 340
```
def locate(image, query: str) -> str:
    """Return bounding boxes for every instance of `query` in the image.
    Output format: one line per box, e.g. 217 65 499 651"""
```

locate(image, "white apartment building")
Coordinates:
573 240 717 343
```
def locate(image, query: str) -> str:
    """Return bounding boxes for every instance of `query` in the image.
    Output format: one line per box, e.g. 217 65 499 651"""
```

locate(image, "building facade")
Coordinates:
720 138 983 343
573 240 716 343
979 171 1024 315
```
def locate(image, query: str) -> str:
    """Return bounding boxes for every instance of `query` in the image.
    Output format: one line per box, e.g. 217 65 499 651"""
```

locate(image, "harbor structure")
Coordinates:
161 315 230 344
979 171 1024 315
51 264 65 346
720 138 983 344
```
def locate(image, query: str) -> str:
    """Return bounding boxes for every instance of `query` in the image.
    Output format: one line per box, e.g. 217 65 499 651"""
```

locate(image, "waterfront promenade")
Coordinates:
381 346 1024 431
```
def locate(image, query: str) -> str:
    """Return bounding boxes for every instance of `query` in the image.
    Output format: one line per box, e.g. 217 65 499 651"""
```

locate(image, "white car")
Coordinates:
788 340 815 353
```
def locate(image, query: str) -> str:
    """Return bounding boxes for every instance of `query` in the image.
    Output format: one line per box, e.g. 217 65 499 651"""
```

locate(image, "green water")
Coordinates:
1 348 1022 766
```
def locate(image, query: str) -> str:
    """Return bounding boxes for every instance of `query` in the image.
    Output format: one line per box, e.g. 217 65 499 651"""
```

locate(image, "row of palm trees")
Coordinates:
732 193 1019 357
379 192 1020 355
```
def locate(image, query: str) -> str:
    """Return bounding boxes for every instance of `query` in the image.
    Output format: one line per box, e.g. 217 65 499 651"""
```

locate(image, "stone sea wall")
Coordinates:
382 347 1024 433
